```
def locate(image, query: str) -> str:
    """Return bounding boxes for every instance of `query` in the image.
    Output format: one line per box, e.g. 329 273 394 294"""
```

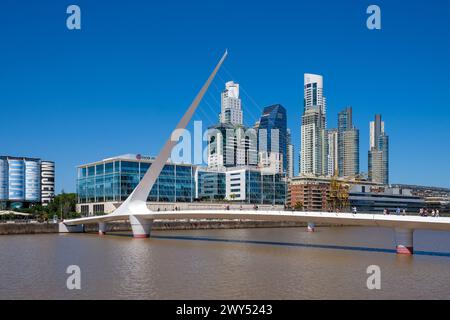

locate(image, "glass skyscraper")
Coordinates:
368 114 389 184
257 104 287 172
337 107 360 177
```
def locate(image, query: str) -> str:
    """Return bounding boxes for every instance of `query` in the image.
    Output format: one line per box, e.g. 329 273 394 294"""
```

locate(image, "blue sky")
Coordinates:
0 0 449 192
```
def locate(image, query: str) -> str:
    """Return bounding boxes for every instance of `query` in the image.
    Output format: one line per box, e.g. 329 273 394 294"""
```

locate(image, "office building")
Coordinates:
257 104 287 173
0 156 55 209
195 169 226 201
76 154 196 215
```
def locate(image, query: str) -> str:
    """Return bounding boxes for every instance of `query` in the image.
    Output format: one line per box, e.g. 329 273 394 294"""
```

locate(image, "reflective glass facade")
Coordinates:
196 170 226 201
245 171 286 205
25 160 40 201
77 156 195 204
257 104 287 171
8 159 25 201
0 159 7 201
0 156 53 208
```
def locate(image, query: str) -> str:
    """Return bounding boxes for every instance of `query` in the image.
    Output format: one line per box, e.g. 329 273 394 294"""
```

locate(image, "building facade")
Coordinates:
337 107 359 177
0 156 55 209
76 154 196 214
368 114 389 184
286 128 294 178
288 176 424 213
219 81 243 125
257 104 287 173
195 169 226 201
326 129 338 176
300 74 327 176
195 166 286 205
206 123 258 169
289 178 330 211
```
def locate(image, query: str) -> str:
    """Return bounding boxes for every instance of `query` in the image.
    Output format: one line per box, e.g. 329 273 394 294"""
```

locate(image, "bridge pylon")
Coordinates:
307 222 315 232
394 228 414 255
98 222 107 236
130 215 152 238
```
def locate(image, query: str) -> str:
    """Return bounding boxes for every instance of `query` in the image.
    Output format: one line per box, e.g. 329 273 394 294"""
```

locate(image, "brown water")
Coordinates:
1 226 449 299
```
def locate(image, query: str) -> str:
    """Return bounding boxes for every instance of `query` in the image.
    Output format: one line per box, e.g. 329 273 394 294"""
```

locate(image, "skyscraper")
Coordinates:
206 123 257 169
257 104 287 173
219 81 243 125
327 129 338 176
337 107 359 177
286 128 294 178
368 114 389 184
300 74 327 176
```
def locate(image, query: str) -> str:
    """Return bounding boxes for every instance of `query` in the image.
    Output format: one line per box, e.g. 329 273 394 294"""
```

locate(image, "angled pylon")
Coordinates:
110 50 228 217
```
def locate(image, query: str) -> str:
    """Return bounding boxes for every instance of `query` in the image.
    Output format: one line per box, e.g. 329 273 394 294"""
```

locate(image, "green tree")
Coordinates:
294 202 303 211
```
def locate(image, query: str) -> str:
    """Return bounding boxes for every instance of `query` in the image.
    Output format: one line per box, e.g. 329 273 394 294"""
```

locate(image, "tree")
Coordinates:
13 193 80 220
294 202 303 211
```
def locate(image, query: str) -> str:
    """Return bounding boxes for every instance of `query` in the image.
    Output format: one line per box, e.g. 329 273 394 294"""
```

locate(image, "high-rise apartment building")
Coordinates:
368 114 389 184
300 74 327 176
219 81 243 125
327 129 338 176
286 128 294 178
337 107 359 177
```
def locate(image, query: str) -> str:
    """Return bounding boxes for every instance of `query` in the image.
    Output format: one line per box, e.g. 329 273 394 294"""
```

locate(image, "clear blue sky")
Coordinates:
1 0 449 192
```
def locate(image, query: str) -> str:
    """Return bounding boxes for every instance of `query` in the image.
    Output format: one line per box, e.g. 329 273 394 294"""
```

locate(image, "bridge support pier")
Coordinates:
394 228 414 255
98 222 107 235
130 215 152 238
307 222 315 232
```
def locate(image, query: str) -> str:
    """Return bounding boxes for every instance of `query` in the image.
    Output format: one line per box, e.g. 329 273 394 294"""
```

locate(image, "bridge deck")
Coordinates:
64 210 450 231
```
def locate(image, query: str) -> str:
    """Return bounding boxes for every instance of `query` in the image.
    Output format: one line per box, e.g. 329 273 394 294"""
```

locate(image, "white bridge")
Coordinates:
63 51 450 255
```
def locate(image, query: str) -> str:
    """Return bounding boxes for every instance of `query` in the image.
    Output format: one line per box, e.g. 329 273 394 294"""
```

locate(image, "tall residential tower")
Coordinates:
286 128 294 178
337 107 359 177
368 114 389 184
219 81 243 125
300 74 327 176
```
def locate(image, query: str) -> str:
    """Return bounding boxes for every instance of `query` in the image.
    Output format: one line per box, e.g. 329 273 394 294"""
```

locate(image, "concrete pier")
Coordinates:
394 227 414 255
98 222 107 235
130 215 152 238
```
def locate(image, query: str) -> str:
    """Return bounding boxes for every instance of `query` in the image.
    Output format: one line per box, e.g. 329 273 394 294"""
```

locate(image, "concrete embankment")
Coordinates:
0 223 59 235
0 220 335 235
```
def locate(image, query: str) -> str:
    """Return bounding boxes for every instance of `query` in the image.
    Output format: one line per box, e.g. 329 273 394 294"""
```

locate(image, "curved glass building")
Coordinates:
0 156 55 209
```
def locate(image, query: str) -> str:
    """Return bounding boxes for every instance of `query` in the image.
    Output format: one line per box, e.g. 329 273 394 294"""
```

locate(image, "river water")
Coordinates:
1 226 449 299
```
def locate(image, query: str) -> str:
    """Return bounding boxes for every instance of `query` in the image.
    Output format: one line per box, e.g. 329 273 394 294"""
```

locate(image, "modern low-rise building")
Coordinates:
77 154 287 215
195 169 226 201
195 166 286 205
76 154 196 215
391 184 450 213
288 175 424 213
349 185 424 213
